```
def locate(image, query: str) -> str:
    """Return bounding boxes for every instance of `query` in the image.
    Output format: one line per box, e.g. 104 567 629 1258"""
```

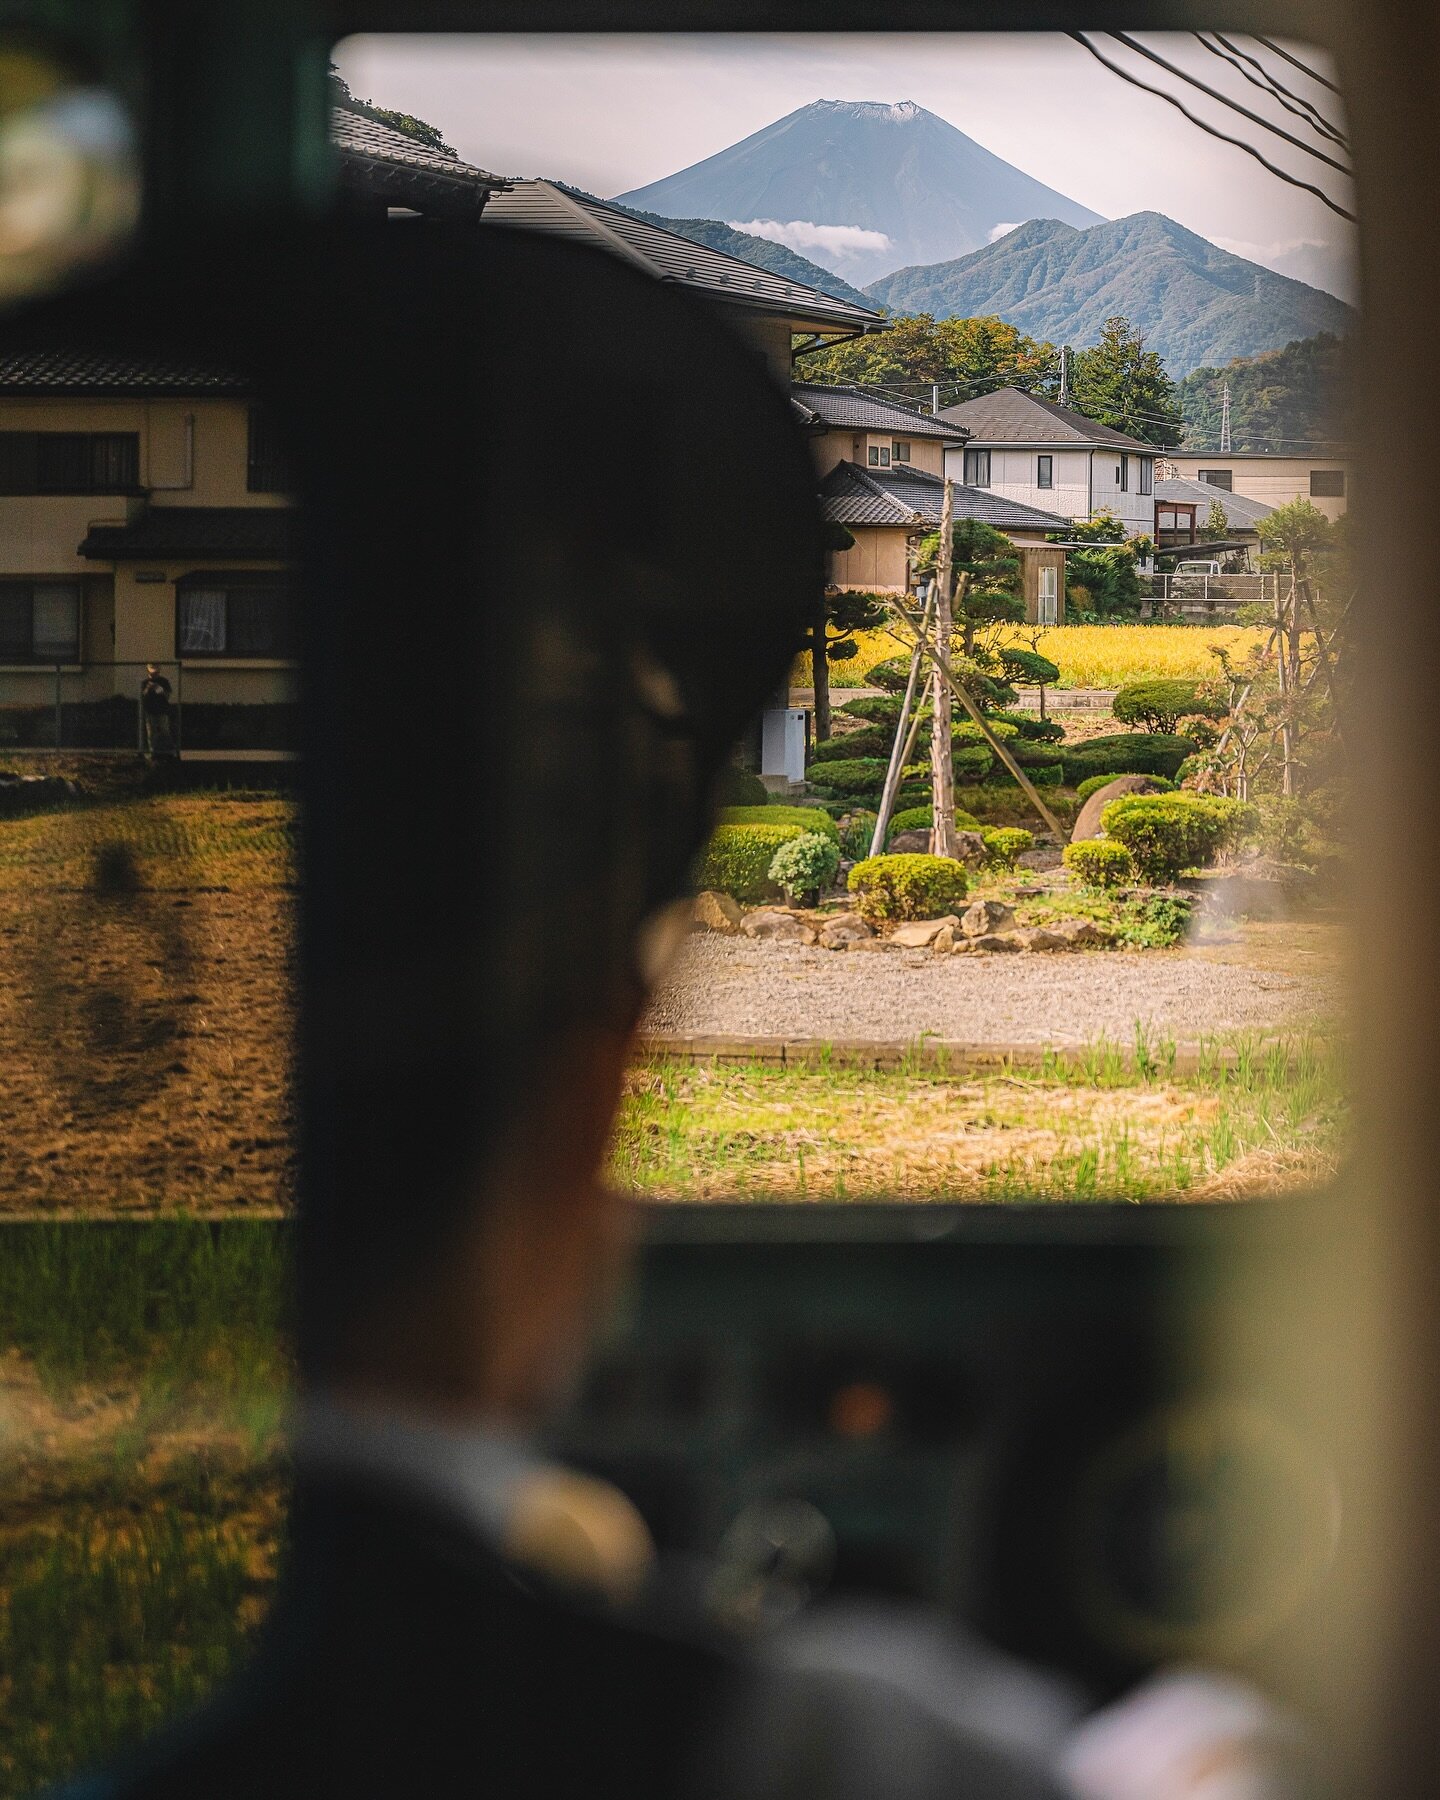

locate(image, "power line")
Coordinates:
1253 34 1341 97
1213 33 1348 144
1067 33 1356 223
1194 32 1349 152
1107 30 1350 175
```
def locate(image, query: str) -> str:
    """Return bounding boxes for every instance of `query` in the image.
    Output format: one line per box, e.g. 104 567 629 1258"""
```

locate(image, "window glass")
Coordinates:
963 447 990 486
1037 454 1052 488
0 582 29 657
893 440 910 462
1199 469 1233 490
227 584 292 657
867 446 879 466
1116 455 1128 490
30 582 78 658
177 588 228 654
1310 469 1345 497
1139 457 1152 496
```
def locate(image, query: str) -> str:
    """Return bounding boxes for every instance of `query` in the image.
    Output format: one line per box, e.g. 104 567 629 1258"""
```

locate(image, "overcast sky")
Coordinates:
336 32 1357 302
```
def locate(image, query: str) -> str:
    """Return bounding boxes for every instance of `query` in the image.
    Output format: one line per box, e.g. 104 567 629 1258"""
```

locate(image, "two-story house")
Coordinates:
935 387 1159 543
1165 450 1354 524
798 384 1070 621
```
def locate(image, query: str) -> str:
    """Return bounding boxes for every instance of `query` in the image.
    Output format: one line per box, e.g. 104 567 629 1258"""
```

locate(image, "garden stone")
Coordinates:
965 933 1023 953
742 908 815 945
890 915 960 949
1048 917 1107 947
953 830 989 869
887 829 930 854
961 898 1015 938
931 924 956 955
1012 927 1069 952
1071 775 1170 844
818 914 874 950
692 890 743 934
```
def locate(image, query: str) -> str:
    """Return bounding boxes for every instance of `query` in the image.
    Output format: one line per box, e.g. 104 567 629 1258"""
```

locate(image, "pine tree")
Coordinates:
1070 315 1183 447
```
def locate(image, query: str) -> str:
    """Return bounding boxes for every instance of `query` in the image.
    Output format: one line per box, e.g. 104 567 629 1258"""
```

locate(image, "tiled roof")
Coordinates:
481 181 883 332
937 386 1155 452
79 507 293 560
0 349 251 396
793 384 969 442
819 461 1070 533
1154 475 1274 528
331 107 504 212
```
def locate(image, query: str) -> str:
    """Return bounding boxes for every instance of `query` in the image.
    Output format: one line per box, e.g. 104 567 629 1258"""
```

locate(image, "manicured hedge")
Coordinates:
1113 678 1226 734
807 757 892 798
1075 772 1175 803
1099 793 1258 884
695 823 808 901
769 831 841 904
715 765 768 807
1063 840 1134 887
1061 734 1195 786
848 853 968 925
718 805 839 841
886 804 981 842
982 827 1034 870
988 709 1065 744
811 727 891 763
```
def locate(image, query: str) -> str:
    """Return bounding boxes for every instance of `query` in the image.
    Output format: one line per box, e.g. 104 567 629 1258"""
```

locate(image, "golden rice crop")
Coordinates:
793 624 1272 692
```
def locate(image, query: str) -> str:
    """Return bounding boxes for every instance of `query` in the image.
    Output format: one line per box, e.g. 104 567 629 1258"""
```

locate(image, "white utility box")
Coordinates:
760 706 808 784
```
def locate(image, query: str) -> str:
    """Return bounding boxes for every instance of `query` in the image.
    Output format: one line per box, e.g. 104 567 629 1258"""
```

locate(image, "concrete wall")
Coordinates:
1167 453 1353 523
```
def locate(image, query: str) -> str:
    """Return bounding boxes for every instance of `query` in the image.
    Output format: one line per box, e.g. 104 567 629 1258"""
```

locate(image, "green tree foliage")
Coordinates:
1257 495 1336 567
1053 512 1152 620
329 66 457 155
797 314 1059 405
1178 332 1348 454
1069 315 1184 448
912 518 1024 654
1113 679 1227 734
1205 498 1231 541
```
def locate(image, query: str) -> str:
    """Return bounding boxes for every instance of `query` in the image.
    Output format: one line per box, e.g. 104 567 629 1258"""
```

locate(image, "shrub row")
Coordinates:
1060 733 1195 786
1113 678 1226 735
848 853 968 925
1099 793 1258 884
1062 840 1134 888
718 804 839 842
694 823 808 902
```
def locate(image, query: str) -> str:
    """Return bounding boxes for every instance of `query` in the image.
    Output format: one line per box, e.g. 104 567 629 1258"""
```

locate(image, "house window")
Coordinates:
0 431 139 495
1036 455 1053 489
1116 455 1129 491
1199 469 1233 490
247 406 291 493
892 441 911 462
963 448 991 487
176 579 293 658
867 445 891 468
1038 565 1059 626
1310 469 1346 497
0 580 81 661
1139 457 1153 496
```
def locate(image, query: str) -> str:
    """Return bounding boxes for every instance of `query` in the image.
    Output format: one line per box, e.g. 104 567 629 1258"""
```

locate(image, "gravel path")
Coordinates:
645 934 1335 1046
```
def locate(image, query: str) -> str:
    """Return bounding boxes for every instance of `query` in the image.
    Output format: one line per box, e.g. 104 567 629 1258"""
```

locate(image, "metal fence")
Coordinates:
1139 573 1280 617
0 660 300 755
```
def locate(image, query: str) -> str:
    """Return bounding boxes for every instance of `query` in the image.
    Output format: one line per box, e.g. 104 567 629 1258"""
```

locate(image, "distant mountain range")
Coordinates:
1178 331 1350 452
866 214 1356 375
614 98 1101 285
606 199 875 309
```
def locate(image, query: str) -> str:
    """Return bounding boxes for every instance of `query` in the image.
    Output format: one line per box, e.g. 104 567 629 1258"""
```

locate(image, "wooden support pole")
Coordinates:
930 480 959 860
869 584 936 859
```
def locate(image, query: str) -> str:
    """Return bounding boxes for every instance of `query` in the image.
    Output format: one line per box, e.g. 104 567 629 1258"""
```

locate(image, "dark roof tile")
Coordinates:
819 461 1069 532
937 386 1155 452
79 506 293 560
794 384 968 441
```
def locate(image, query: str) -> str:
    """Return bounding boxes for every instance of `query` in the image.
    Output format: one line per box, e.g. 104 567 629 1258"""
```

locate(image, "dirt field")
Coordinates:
0 790 297 1216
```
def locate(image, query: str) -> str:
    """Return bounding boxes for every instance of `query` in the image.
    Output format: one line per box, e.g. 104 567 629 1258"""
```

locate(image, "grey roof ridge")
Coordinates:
539 181 663 281
794 381 967 437
840 460 924 522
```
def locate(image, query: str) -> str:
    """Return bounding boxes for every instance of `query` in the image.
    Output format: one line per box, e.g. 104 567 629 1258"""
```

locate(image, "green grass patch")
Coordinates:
0 794 297 890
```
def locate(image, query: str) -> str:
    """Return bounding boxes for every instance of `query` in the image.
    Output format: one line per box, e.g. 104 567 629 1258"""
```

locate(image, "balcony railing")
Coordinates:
1140 572 1280 616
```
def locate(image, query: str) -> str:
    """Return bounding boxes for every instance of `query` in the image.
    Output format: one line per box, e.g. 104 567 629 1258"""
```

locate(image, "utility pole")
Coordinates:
930 480 958 861
1220 381 1232 455
932 382 940 416
1059 345 1069 405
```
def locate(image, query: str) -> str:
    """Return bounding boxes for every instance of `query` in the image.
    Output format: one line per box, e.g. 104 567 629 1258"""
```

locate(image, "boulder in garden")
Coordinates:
931 924 956 954
891 915 960 949
1071 774 1170 844
1048 916 1108 946
692 890 743 934
961 899 1015 938
1012 927 1069 952
887 829 930 854
742 908 816 945
963 933 1023 953
818 914 874 950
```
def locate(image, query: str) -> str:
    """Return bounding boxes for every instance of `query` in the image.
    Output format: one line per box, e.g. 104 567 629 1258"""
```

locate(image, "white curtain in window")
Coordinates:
31 584 80 660
1039 566 1059 626
179 589 227 653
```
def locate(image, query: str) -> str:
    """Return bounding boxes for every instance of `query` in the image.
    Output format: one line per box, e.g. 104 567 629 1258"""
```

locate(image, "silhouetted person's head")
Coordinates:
288 225 821 1418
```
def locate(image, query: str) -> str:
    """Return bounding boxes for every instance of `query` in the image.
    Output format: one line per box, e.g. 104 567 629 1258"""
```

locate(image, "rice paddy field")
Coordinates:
793 623 1273 691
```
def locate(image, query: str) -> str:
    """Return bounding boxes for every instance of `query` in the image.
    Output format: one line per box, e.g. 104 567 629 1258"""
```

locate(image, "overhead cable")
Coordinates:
1253 35 1342 96
1194 32 1350 151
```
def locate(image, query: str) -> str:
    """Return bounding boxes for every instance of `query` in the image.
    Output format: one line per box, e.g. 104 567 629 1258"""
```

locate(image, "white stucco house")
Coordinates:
935 387 1159 542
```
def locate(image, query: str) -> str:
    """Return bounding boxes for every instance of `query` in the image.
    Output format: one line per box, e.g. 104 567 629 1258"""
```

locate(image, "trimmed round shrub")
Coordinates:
807 756 891 797
981 826 1034 870
952 718 1020 746
839 694 907 726
769 831 842 905
695 823 807 902
811 727 890 763
715 764 768 807
838 809 879 859
848 853 969 926
999 646 1061 687
719 804 839 842
990 762 1064 788
1113 679 1227 734
1063 840 1134 888
1075 772 1175 803
865 656 914 693
953 745 995 783
1100 794 1259 884
989 709 1065 744
886 804 980 843
1061 734 1195 785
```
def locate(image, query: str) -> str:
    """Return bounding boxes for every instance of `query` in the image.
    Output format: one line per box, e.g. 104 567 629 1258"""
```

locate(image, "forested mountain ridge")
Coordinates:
605 199 876 308
866 212 1355 376
1177 332 1351 453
